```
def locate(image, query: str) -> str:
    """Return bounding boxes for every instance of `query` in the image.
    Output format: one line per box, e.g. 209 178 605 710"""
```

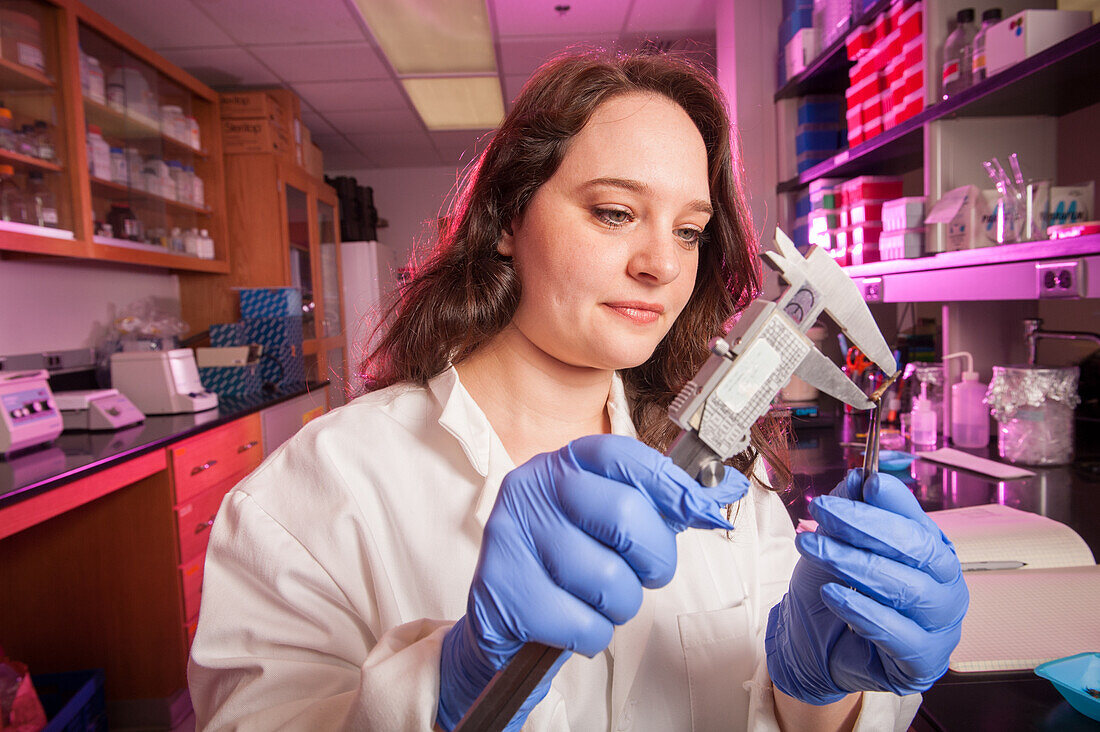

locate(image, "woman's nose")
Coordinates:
627 226 683 285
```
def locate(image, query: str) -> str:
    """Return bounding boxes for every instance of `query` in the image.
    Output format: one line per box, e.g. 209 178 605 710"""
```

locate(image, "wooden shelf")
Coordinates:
0 147 62 172
0 55 55 92
83 97 209 159
91 234 228 273
779 23 1100 191
90 176 211 215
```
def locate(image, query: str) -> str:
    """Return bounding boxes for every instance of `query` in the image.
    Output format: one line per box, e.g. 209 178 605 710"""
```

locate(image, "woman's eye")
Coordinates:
675 227 704 248
594 207 633 228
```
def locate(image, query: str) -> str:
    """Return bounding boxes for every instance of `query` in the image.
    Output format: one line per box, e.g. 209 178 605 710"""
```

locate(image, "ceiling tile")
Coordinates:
323 108 423 136
190 0 366 45
295 80 409 112
158 47 280 88
347 131 434 156
79 0 235 49
503 75 530 106
249 43 390 83
312 133 360 157
625 0 718 33
497 35 618 76
365 146 443 168
430 130 492 166
300 109 339 137
490 0 630 37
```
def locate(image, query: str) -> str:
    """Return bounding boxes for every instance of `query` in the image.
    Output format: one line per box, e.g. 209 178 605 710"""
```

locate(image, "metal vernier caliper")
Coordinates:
667 227 898 486
451 228 899 732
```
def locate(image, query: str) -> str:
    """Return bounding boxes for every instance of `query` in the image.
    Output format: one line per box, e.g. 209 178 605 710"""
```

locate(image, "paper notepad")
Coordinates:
927 505 1099 673
915 447 1035 480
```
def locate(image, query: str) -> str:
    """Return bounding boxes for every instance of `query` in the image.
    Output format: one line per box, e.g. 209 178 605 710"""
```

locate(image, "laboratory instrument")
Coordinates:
453 229 898 731
53 388 145 431
110 349 218 415
0 370 63 455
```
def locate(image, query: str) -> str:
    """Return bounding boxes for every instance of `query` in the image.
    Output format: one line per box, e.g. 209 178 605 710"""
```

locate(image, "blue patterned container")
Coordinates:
260 344 306 386
209 322 248 347
244 316 304 347
199 364 263 395
239 287 303 319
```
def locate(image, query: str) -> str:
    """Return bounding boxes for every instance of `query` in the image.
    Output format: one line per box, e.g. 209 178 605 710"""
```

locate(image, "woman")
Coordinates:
189 50 967 730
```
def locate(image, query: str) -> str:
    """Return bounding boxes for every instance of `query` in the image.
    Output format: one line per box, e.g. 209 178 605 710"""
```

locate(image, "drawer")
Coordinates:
175 481 233 562
170 413 262 504
180 552 205 622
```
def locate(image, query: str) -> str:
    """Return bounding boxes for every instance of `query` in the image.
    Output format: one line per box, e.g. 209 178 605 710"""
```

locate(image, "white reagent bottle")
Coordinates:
911 381 938 447
944 350 990 448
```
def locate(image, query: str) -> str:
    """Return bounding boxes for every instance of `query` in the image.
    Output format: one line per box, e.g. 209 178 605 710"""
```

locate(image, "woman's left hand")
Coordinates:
765 470 969 705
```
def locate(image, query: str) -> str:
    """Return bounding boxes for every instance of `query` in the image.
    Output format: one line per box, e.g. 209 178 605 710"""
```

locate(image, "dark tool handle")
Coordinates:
450 432 725 731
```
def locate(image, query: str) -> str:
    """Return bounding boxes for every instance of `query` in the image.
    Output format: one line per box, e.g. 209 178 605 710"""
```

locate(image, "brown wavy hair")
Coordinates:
361 49 790 491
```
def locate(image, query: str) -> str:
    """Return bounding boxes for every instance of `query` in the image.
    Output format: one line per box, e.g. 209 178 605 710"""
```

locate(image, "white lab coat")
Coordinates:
188 367 919 730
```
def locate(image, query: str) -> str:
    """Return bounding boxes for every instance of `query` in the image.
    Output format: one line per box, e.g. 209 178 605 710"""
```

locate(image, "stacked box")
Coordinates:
841 176 904 264
239 287 303 318
879 195 926 261
209 322 248 347
792 192 812 249
815 0 853 48
200 364 263 396
808 177 845 263
781 3 817 79
244 316 304 347
796 95 844 173
220 88 303 163
244 317 305 388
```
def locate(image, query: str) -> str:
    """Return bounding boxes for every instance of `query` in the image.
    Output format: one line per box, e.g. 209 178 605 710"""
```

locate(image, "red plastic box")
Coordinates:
842 176 903 203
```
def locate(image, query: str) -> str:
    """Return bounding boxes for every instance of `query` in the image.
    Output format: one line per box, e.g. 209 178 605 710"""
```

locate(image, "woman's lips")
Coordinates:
604 302 664 325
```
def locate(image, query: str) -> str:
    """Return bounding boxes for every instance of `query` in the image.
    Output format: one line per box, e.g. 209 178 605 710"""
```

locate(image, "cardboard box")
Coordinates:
306 142 324 179
220 89 288 120
222 117 292 156
239 287 303 318
985 10 1091 76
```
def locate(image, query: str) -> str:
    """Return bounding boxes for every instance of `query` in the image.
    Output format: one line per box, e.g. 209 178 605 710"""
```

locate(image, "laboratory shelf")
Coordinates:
0 55 55 91
841 233 1100 302
777 21 1100 191
83 97 209 160
91 233 227 273
89 175 212 215
0 147 63 172
774 0 891 101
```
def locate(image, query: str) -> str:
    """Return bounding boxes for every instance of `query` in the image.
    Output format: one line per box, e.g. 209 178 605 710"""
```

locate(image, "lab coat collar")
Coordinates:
428 366 637 529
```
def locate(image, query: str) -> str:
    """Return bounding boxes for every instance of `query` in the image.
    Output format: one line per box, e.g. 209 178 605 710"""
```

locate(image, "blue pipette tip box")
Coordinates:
1034 652 1100 722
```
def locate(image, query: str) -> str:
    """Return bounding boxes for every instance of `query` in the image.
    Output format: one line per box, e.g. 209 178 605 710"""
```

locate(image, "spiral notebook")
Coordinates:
927 505 1100 673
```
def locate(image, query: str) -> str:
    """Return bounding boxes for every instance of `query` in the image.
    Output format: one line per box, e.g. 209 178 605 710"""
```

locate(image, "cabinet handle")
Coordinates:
195 515 216 534
237 441 259 453
191 459 218 476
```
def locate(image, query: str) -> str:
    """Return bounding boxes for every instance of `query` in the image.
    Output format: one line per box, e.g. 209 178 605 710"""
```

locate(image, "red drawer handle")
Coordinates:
237 441 259 453
191 459 218 476
194 514 216 534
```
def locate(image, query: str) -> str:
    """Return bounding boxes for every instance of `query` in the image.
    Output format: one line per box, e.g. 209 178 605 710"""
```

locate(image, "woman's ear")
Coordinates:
497 226 515 257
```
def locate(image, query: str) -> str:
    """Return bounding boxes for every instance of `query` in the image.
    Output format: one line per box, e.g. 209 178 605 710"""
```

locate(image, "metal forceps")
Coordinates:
862 371 901 488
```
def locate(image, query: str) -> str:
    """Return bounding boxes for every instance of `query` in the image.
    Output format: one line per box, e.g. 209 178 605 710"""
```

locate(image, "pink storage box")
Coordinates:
900 64 924 98
849 241 881 265
847 123 864 147
902 34 923 71
886 27 903 60
879 229 924 260
899 2 922 43
850 200 887 225
882 196 925 230
847 24 872 60
842 176 903 203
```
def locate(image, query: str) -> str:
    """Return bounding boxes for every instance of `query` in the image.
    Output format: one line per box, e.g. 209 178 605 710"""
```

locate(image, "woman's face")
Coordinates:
498 91 711 372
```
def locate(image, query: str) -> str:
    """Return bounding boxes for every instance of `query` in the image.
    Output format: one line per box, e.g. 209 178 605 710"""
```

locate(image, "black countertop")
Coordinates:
785 401 1100 732
0 382 328 512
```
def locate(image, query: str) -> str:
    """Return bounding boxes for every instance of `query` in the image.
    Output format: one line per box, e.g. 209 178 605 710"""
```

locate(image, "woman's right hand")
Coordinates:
436 434 750 731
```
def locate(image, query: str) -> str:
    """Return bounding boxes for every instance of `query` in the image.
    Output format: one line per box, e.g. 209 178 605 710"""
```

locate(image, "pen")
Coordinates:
960 561 1026 571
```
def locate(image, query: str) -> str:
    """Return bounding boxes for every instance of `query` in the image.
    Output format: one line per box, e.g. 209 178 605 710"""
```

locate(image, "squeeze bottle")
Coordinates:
944 350 990 448
910 382 937 447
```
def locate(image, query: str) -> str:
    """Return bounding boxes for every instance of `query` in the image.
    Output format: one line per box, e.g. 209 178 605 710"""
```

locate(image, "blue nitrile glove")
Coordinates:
436 434 750 730
765 470 969 705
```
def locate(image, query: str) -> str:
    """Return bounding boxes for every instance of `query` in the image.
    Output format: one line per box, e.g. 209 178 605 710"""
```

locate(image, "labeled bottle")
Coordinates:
941 8 977 101
0 103 15 150
910 381 938 447
27 171 58 228
33 120 54 161
945 351 990 448
86 125 111 179
17 124 36 157
0 165 27 223
199 228 214 259
107 201 141 241
970 8 1002 83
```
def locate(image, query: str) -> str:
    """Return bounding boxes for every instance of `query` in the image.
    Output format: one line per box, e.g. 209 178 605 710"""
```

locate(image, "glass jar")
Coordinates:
110 146 128 184
33 120 53 161
26 171 57 228
0 103 15 151
82 52 106 103
986 365 1080 465
1 7 46 72
107 201 141 241
0 164 28 223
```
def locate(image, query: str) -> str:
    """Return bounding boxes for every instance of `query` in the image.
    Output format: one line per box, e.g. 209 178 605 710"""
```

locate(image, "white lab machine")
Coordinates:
0 370 64 454
110 349 218 415
54 388 145 431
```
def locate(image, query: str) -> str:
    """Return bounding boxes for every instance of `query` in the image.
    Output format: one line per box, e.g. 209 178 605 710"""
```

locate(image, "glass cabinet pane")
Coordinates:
327 346 346 408
285 182 314 338
317 200 341 338
0 0 74 236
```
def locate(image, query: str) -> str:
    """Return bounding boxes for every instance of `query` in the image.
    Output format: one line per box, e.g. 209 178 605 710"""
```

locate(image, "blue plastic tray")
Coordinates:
1035 652 1100 722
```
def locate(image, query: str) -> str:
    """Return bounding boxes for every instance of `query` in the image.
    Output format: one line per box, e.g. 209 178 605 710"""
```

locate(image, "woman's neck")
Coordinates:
455 328 614 466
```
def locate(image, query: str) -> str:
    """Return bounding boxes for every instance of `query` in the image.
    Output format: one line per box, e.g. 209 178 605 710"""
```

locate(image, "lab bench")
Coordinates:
0 381 328 729
785 401 1100 731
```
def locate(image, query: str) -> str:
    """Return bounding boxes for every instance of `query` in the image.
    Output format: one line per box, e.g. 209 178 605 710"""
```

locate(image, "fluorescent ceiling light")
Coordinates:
352 0 496 75
402 77 504 130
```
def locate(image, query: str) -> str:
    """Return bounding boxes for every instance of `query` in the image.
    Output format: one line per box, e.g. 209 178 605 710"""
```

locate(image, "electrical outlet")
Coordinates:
861 277 883 303
1036 260 1084 299
43 353 62 369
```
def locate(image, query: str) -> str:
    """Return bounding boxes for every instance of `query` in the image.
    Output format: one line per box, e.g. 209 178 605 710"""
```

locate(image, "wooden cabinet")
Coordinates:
0 412 262 724
0 0 229 273
180 156 348 405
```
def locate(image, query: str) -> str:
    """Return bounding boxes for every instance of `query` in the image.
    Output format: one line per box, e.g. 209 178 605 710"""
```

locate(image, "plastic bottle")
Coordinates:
0 165 27 223
199 228 214 259
0 103 16 150
86 125 111 179
970 8 1002 84
110 146 128 184
17 124 36 157
941 8 977 101
944 351 990 447
34 120 53 161
27 171 58 228
910 381 938 447
182 227 198 256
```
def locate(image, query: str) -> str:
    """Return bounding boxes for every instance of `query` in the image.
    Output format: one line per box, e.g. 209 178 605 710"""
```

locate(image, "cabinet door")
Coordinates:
284 180 315 337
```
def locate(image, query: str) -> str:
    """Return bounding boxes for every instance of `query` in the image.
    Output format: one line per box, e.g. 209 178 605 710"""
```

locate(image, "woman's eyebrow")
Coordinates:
581 177 713 216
